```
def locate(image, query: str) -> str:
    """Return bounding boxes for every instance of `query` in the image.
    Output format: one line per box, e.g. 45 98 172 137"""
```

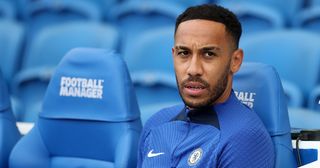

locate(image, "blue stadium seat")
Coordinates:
224 0 304 25
126 27 174 74
77 0 119 21
233 62 297 168
22 22 118 69
109 0 183 56
9 48 142 168
126 27 181 108
0 20 24 85
240 30 320 107
281 80 304 108
308 86 320 111
147 0 209 8
0 70 21 168
4 0 23 20
219 2 285 35
294 6 320 33
12 22 119 122
311 0 320 6
131 72 180 103
24 0 101 43
289 107 320 129
0 0 16 19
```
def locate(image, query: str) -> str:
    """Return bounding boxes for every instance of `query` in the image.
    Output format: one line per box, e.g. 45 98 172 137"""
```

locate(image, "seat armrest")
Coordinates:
12 67 55 95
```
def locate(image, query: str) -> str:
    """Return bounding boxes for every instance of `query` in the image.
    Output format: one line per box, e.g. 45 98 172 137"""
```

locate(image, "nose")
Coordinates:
186 54 203 76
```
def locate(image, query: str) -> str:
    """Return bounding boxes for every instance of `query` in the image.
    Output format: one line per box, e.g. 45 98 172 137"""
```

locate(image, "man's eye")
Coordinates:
177 51 189 57
204 51 215 57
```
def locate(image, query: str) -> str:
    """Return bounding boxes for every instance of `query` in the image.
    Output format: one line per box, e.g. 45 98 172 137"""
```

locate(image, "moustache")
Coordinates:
181 76 210 88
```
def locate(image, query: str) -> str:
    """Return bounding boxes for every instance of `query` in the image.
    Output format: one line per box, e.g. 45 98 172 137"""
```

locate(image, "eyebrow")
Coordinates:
202 46 220 51
175 45 221 51
175 46 190 50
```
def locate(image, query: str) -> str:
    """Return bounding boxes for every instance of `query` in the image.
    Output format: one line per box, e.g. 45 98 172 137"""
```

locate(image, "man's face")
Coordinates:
173 19 242 108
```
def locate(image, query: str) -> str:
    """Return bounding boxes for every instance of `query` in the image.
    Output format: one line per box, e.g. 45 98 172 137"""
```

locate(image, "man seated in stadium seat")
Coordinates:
137 4 275 168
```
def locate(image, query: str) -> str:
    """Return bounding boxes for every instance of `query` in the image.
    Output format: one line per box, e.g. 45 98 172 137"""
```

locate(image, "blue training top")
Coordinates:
137 91 275 168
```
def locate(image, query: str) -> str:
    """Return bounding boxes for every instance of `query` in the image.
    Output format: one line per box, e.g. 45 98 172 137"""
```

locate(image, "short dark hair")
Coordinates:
175 4 242 49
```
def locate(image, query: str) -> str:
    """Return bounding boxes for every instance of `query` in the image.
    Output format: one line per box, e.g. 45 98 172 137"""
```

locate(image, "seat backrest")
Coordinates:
148 0 209 8
0 0 15 19
10 48 142 168
219 1 285 35
79 0 119 20
0 70 20 168
126 26 174 74
233 62 297 168
24 0 101 43
125 27 181 107
294 6 320 33
23 22 118 69
311 0 320 6
241 30 320 106
109 1 183 56
0 20 24 84
225 0 304 25
13 22 118 122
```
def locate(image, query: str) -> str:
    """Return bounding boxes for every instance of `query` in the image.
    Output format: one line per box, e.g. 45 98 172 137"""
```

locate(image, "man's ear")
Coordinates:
230 48 243 73
172 47 175 57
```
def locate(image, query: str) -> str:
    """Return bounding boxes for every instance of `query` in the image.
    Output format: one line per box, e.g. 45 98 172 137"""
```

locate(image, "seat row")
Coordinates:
1 0 320 30
1 0 320 42
1 0 320 88
0 0 215 20
1 21 320 122
0 47 301 167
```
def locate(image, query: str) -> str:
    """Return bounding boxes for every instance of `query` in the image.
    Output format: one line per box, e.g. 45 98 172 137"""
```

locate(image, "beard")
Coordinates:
177 62 230 109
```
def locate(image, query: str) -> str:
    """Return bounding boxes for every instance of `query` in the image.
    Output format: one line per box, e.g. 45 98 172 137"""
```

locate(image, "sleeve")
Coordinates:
136 106 182 167
136 115 156 168
136 127 150 168
136 110 160 168
217 126 275 168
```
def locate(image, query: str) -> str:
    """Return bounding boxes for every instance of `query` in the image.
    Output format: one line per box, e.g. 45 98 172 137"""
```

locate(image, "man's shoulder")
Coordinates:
218 97 269 139
220 106 271 146
143 104 184 130
217 101 274 167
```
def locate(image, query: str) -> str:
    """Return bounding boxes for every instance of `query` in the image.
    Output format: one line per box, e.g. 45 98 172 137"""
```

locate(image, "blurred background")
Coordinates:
1 0 320 129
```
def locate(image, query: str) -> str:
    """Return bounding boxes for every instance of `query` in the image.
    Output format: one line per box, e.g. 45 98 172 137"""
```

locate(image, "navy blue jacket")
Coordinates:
137 92 274 168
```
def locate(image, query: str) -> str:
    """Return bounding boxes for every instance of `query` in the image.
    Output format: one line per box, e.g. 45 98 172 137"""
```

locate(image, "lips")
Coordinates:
183 81 207 96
